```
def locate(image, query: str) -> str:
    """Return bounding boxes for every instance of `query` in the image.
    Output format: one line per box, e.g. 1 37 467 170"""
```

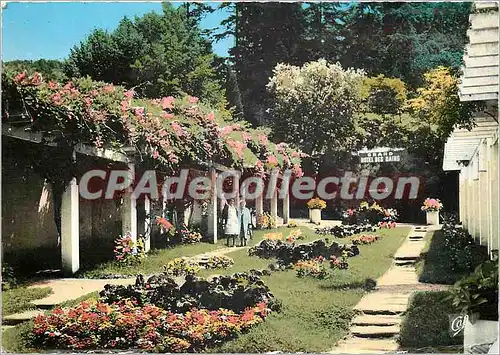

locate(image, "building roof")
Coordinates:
443 115 499 171
458 2 499 102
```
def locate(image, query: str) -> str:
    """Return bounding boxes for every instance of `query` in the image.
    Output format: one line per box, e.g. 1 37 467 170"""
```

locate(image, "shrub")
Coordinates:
295 257 329 279
330 251 349 270
257 213 276 229
315 223 378 237
99 272 277 314
1 263 17 290
113 234 146 265
287 220 298 228
399 291 462 348
352 234 381 245
342 201 398 225
32 299 271 352
155 216 176 237
249 238 359 267
205 255 234 269
163 258 200 277
307 198 327 210
175 225 202 244
447 257 498 321
285 229 304 244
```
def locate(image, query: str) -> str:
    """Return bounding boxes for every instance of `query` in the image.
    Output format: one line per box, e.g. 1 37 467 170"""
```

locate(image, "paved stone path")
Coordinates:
2 245 248 326
328 224 443 354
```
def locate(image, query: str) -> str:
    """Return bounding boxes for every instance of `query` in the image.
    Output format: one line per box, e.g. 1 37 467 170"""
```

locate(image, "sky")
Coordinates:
1 2 234 61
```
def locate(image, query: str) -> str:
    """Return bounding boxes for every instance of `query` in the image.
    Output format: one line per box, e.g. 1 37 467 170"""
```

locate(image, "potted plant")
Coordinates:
306 198 326 224
421 198 443 225
448 257 499 352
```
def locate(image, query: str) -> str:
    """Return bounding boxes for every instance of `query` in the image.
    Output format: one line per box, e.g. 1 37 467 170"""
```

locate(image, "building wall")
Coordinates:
459 136 499 255
1 148 122 270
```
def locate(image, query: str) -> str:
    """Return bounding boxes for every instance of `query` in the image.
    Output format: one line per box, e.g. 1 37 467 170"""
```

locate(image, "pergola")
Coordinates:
2 122 291 275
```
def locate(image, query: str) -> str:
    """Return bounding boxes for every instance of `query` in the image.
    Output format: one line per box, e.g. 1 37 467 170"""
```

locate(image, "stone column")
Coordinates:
271 188 278 224
144 195 151 252
283 191 290 225
61 177 80 275
122 163 137 242
207 167 218 243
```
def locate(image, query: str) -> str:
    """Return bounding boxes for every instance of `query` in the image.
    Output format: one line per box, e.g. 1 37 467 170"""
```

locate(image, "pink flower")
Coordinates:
121 100 129 112
293 164 303 178
242 132 252 142
14 72 27 84
103 84 115 93
48 81 59 90
152 150 160 159
159 129 168 137
188 96 199 104
124 90 134 99
161 112 174 120
51 93 62 105
30 73 42 86
347 209 354 216
161 96 175 110
134 107 144 117
206 112 215 121
258 134 269 146
255 160 264 169
168 152 179 164
64 82 73 90
94 136 103 148
171 122 184 138
267 155 278 166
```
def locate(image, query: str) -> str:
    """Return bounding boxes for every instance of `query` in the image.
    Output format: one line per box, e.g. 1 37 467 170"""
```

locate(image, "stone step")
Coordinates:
409 235 424 240
394 259 417 266
351 325 400 338
330 338 400 353
352 314 401 326
2 310 45 325
354 293 410 314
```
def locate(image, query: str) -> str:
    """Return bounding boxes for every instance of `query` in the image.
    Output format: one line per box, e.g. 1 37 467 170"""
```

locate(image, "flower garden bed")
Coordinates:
30 272 277 352
315 223 378 237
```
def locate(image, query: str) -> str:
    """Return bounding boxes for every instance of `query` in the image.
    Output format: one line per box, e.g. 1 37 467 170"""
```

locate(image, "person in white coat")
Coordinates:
222 198 239 247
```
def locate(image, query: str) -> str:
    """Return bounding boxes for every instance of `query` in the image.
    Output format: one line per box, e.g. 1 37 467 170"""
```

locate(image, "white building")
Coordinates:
443 2 499 257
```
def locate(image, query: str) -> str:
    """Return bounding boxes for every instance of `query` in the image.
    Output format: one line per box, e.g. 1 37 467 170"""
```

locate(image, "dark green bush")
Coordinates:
399 291 462 348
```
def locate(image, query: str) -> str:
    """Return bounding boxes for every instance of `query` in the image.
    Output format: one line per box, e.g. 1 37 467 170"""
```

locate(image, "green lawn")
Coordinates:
206 226 410 352
2 287 53 316
3 226 410 353
79 226 310 278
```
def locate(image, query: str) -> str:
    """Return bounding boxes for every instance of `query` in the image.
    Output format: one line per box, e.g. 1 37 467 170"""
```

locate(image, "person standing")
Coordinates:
222 198 239 247
238 200 252 247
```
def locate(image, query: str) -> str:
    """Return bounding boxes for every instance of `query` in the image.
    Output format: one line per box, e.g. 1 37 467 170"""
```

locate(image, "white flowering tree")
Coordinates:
267 59 366 156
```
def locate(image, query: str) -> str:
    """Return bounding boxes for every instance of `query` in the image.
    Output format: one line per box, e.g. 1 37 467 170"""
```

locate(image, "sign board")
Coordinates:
358 149 405 164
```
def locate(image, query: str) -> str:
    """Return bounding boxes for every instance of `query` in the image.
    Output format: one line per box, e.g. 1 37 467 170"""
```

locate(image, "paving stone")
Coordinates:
3 310 45 325
330 338 400 353
30 278 135 308
351 325 400 337
377 266 418 286
352 314 401 326
354 292 410 314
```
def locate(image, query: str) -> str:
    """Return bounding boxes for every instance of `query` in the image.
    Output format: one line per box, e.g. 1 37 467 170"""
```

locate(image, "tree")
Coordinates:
267 59 365 156
338 2 471 87
361 75 407 115
219 2 305 126
3 59 67 82
405 66 478 140
64 3 225 107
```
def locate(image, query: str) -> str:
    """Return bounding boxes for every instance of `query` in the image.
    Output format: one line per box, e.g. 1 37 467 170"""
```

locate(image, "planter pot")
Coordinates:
464 316 499 352
426 211 439 225
310 209 322 224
